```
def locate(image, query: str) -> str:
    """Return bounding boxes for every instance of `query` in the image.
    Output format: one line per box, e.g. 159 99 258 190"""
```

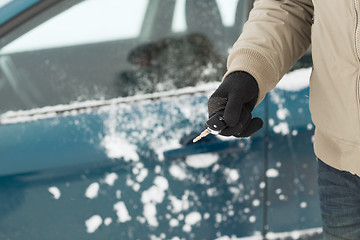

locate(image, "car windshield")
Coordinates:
0 0 41 26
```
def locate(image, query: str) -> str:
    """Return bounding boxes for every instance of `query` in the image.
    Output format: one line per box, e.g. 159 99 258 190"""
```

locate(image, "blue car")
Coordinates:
0 0 322 239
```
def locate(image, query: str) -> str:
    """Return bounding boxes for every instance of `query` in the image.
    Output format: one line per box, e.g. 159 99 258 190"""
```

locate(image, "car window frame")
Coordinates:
0 0 83 47
0 0 255 122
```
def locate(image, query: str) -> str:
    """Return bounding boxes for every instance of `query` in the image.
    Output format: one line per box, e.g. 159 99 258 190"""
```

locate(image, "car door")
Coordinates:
265 56 323 238
0 0 267 239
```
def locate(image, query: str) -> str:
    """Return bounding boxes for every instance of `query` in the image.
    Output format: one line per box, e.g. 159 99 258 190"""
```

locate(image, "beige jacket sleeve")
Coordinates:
225 0 314 105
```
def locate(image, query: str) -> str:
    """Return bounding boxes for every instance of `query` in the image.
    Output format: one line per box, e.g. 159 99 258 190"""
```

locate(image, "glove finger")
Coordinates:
219 119 249 136
208 96 227 118
220 106 251 136
224 95 244 127
235 117 263 138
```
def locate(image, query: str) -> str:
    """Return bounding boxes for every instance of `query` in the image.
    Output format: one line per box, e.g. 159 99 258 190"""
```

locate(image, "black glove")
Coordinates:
207 71 263 137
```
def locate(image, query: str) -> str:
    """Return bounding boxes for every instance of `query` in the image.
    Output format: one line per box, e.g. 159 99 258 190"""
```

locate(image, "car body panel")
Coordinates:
0 0 322 239
0 92 267 239
266 85 322 234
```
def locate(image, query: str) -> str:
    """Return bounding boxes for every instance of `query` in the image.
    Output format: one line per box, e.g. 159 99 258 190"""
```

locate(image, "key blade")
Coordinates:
193 129 211 143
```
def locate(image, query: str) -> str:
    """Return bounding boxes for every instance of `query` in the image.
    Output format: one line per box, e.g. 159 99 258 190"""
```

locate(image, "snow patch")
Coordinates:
266 169 279 178
269 118 275 127
249 215 256 223
85 215 102 233
85 182 100 199
215 232 262 240
215 213 223 223
276 67 312 91
170 237 182 240
169 218 179 227
155 165 161 174
0 82 218 125
300 202 307 208
224 168 240 183
207 187 218 197
136 168 149 183
141 184 165 205
143 204 158 227
101 104 138 161
252 199 260 207
113 201 131 223
169 165 187 180
183 212 202 232
273 122 290 135
185 211 202 225
141 176 169 227
48 186 61 199
126 178 141 192
155 138 182 161
276 108 289 120
104 217 113 226
182 224 192 232
215 227 322 239
104 173 118 186
168 191 191 213
116 190 121 199
279 194 287 201
101 133 139 161
259 182 266 189
154 176 169 191
185 153 218 168
266 227 322 240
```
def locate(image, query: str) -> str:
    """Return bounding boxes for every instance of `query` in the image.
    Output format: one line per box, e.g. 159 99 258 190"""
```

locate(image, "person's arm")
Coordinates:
206 0 314 138
226 0 314 105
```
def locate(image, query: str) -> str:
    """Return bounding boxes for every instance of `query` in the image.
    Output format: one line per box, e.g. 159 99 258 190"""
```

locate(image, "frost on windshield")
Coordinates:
0 33 225 114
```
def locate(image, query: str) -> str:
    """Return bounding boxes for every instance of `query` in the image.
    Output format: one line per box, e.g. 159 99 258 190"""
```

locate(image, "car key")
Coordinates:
193 111 227 142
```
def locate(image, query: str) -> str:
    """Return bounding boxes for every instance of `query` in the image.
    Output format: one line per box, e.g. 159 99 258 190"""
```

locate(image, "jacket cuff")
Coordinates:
222 48 278 106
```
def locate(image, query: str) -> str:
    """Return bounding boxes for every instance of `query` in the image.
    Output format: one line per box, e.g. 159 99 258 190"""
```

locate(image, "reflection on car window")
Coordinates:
1 0 149 53
0 0 252 114
172 0 241 32
216 0 240 27
172 0 186 32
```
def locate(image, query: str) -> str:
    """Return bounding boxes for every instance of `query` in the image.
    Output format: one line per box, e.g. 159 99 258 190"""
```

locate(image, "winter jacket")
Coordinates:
225 0 360 176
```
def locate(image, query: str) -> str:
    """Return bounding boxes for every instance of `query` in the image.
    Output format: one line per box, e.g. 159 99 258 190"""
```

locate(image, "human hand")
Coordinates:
207 71 263 137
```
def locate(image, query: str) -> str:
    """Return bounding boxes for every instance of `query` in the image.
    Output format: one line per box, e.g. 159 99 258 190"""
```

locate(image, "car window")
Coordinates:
172 0 243 32
0 0 150 114
0 0 251 114
1 0 149 52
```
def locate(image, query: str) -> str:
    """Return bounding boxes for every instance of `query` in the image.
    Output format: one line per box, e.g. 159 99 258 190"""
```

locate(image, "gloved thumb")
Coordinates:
235 117 263 138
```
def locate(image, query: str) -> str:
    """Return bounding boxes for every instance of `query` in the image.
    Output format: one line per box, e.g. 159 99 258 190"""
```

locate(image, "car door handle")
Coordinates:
163 138 251 159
